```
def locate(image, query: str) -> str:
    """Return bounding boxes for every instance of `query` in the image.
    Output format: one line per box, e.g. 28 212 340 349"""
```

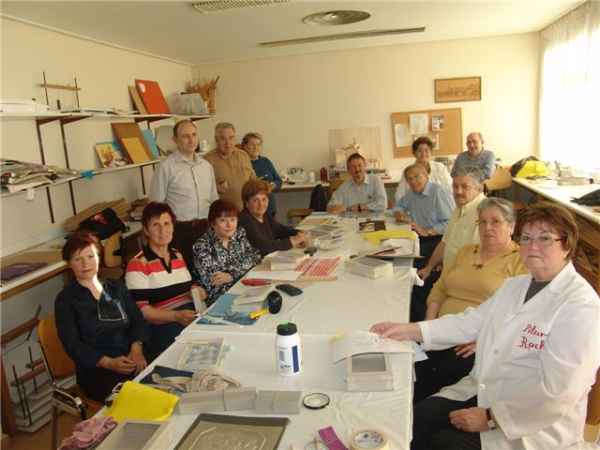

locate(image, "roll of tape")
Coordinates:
350 430 390 450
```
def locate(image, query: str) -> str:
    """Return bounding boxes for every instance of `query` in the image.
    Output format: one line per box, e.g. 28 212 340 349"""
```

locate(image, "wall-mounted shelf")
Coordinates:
0 112 213 123
1 160 161 199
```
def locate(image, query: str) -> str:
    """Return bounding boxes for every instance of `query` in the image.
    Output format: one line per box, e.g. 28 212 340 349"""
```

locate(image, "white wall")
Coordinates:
1 17 193 256
192 33 540 176
0 17 192 333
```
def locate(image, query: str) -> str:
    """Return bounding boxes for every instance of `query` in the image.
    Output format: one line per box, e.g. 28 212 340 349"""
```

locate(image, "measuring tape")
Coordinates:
350 430 390 450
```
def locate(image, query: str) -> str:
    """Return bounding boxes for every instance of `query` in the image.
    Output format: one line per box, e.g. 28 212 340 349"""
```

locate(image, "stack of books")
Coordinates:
345 256 394 279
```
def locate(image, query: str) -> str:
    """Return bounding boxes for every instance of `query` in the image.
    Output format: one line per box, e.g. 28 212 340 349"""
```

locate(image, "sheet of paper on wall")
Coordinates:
409 113 429 135
394 123 410 147
331 330 415 363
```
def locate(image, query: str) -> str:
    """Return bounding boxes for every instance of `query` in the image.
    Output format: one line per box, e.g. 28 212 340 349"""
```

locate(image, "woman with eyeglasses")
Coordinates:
371 203 600 450
55 231 149 402
413 198 527 402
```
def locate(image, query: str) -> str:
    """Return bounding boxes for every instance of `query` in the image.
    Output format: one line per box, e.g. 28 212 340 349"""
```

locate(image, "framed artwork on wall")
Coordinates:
434 77 481 103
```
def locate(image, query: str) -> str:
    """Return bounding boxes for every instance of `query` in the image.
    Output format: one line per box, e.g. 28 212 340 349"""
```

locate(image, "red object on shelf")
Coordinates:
134 79 170 114
320 167 328 182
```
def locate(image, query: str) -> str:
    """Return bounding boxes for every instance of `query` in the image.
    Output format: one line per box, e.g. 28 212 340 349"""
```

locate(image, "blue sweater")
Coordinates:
251 156 282 216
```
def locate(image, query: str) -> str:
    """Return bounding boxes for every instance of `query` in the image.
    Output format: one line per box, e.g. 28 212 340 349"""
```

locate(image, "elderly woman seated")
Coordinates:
125 202 205 361
238 178 307 257
192 199 261 305
55 232 149 402
371 203 600 450
414 198 527 402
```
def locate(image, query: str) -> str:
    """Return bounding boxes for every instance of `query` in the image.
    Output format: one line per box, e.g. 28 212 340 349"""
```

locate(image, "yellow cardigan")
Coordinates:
427 241 528 317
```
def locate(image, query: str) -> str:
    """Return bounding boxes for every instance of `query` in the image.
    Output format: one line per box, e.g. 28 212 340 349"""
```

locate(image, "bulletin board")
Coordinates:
390 108 462 158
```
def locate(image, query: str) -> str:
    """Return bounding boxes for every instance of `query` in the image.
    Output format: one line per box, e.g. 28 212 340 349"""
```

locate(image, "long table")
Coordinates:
139 215 415 449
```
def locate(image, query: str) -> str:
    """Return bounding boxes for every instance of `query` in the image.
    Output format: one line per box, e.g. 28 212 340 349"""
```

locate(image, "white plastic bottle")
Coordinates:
276 322 302 376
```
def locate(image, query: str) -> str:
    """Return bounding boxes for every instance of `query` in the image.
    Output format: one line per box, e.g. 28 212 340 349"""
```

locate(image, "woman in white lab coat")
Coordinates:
371 203 600 450
394 136 452 203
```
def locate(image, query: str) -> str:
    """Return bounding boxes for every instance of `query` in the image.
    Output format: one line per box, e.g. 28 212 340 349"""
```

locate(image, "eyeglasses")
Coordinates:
518 235 562 247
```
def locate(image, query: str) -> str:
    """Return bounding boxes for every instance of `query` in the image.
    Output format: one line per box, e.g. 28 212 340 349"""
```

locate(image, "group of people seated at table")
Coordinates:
53 120 600 450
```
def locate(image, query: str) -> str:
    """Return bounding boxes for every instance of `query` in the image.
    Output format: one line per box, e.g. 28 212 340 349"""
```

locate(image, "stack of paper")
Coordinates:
345 256 394 279
266 249 308 271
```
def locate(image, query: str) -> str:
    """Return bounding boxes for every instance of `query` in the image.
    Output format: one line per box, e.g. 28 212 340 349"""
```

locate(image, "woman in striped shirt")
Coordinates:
126 202 207 361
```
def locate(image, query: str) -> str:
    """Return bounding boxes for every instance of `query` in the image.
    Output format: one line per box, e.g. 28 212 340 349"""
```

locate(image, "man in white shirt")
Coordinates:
418 167 486 281
149 119 218 265
327 153 387 214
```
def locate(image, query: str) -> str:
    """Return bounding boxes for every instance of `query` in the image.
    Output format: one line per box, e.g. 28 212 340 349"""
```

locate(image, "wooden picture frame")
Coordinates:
434 77 481 103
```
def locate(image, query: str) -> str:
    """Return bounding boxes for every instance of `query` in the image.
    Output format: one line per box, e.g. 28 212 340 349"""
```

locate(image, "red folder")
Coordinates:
135 79 170 114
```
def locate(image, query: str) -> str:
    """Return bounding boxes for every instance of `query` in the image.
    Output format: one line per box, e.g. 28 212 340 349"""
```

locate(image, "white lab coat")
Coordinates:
420 262 600 450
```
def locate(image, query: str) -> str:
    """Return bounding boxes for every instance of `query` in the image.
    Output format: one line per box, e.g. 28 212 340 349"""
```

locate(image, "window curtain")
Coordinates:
539 0 600 170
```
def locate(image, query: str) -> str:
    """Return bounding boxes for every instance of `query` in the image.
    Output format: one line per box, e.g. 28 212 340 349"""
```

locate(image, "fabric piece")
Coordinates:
58 416 118 450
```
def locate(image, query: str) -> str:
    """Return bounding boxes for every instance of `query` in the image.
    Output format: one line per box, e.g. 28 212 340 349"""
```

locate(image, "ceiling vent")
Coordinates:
302 10 371 26
192 0 290 13
260 27 426 47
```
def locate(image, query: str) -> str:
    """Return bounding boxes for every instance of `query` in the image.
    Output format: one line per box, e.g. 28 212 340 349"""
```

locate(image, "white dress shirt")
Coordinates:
149 151 219 221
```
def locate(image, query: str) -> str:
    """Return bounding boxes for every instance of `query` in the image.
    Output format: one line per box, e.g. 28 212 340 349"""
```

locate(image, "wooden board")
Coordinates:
111 123 153 164
391 108 462 159
128 85 148 114
135 79 170 114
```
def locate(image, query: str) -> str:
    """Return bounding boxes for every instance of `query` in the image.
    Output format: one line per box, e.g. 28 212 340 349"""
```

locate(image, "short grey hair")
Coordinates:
452 166 485 186
403 162 429 178
477 197 516 224
215 122 235 133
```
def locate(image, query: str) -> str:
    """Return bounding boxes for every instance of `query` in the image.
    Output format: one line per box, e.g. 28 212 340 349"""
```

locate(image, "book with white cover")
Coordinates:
345 256 393 279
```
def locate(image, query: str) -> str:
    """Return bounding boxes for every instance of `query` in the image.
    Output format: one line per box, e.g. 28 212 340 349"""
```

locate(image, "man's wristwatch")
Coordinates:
486 408 497 430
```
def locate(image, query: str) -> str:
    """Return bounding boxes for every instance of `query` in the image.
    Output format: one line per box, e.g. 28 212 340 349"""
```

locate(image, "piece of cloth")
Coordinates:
395 160 452 203
442 192 485 267
204 148 255 211
395 181 456 234
412 395 480 450
149 151 219 221
250 155 282 217
451 149 496 180
414 348 475 403
327 174 387 212
238 208 297 257
172 218 209 271
427 242 527 316
418 262 600 450
55 279 149 376
58 416 118 450
191 227 261 305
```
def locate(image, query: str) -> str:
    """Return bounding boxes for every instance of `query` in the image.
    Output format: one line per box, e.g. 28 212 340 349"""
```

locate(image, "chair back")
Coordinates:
37 315 75 380
484 166 512 192
587 369 600 426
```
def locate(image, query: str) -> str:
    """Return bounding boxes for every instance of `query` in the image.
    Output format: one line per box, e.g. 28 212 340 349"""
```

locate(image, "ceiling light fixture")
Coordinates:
260 27 426 47
192 0 290 14
302 10 371 26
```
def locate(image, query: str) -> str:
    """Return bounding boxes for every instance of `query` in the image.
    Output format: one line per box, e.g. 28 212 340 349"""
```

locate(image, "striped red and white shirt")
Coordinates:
125 246 193 311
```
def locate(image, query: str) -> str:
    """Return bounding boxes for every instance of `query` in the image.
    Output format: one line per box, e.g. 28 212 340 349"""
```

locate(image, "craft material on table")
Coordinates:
245 270 302 281
197 293 258 326
345 256 394 279
296 257 341 280
104 381 178 422
58 416 118 450
95 420 170 450
319 426 349 450
361 229 417 246
331 331 414 363
346 352 397 392
177 338 225 371
350 430 391 450
173 414 289 450
358 220 386 233
368 238 420 258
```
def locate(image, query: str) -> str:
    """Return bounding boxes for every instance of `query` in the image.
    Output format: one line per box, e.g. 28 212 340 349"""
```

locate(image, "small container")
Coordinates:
276 322 302 376
320 167 328 182
308 171 316 183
